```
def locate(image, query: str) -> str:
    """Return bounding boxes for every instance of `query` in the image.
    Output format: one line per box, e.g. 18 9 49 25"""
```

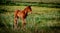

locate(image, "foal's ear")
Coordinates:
28 6 31 7
29 6 31 7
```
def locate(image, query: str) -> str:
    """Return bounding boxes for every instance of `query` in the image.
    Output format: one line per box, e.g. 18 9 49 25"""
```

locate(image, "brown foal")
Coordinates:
14 6 32 29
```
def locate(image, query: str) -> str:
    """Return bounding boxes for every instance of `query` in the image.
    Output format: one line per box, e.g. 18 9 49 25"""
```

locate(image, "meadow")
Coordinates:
0 0 60 33
0 3 60 33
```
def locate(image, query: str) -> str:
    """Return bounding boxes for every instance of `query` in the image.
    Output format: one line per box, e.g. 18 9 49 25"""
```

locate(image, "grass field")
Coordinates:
0 6 60 33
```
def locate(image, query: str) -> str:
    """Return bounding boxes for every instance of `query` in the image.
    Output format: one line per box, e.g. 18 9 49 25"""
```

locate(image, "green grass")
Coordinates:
0 6 60 33
0 2 60 8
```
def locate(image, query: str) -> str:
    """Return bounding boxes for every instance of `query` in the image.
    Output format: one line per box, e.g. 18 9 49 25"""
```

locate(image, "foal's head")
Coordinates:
26 6 32 14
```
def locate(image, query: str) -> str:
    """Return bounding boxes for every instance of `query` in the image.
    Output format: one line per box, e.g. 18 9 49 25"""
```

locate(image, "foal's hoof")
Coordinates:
23 23 26 25
17 27 20 31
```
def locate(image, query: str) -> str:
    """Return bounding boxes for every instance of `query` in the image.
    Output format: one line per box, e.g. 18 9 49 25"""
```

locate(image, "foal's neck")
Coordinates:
23 7 28 14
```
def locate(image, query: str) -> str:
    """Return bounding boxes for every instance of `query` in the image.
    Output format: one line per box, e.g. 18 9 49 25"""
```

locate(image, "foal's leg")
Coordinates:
14 17 18 30
22 18 26 29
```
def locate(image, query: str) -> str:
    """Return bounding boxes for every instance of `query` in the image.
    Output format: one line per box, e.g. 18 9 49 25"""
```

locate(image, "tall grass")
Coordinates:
0 6 60 33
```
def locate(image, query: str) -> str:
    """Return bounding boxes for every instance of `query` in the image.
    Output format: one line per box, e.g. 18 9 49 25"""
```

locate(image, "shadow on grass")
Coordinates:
0 9 7 13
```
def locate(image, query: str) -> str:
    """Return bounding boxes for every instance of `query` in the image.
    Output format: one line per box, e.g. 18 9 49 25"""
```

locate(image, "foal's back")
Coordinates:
14 10 25 18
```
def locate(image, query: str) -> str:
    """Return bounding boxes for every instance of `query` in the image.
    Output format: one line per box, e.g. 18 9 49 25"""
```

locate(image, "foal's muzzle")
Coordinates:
30 11 32 14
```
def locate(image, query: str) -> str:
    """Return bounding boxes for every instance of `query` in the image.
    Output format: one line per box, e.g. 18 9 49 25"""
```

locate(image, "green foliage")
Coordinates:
0 2 60 8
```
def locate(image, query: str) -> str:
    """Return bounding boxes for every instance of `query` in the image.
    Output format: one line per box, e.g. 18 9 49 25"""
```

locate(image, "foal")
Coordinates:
14 6 32 29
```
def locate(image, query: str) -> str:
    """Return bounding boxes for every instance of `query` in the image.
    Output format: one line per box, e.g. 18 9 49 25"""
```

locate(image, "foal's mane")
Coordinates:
24 6 31 10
